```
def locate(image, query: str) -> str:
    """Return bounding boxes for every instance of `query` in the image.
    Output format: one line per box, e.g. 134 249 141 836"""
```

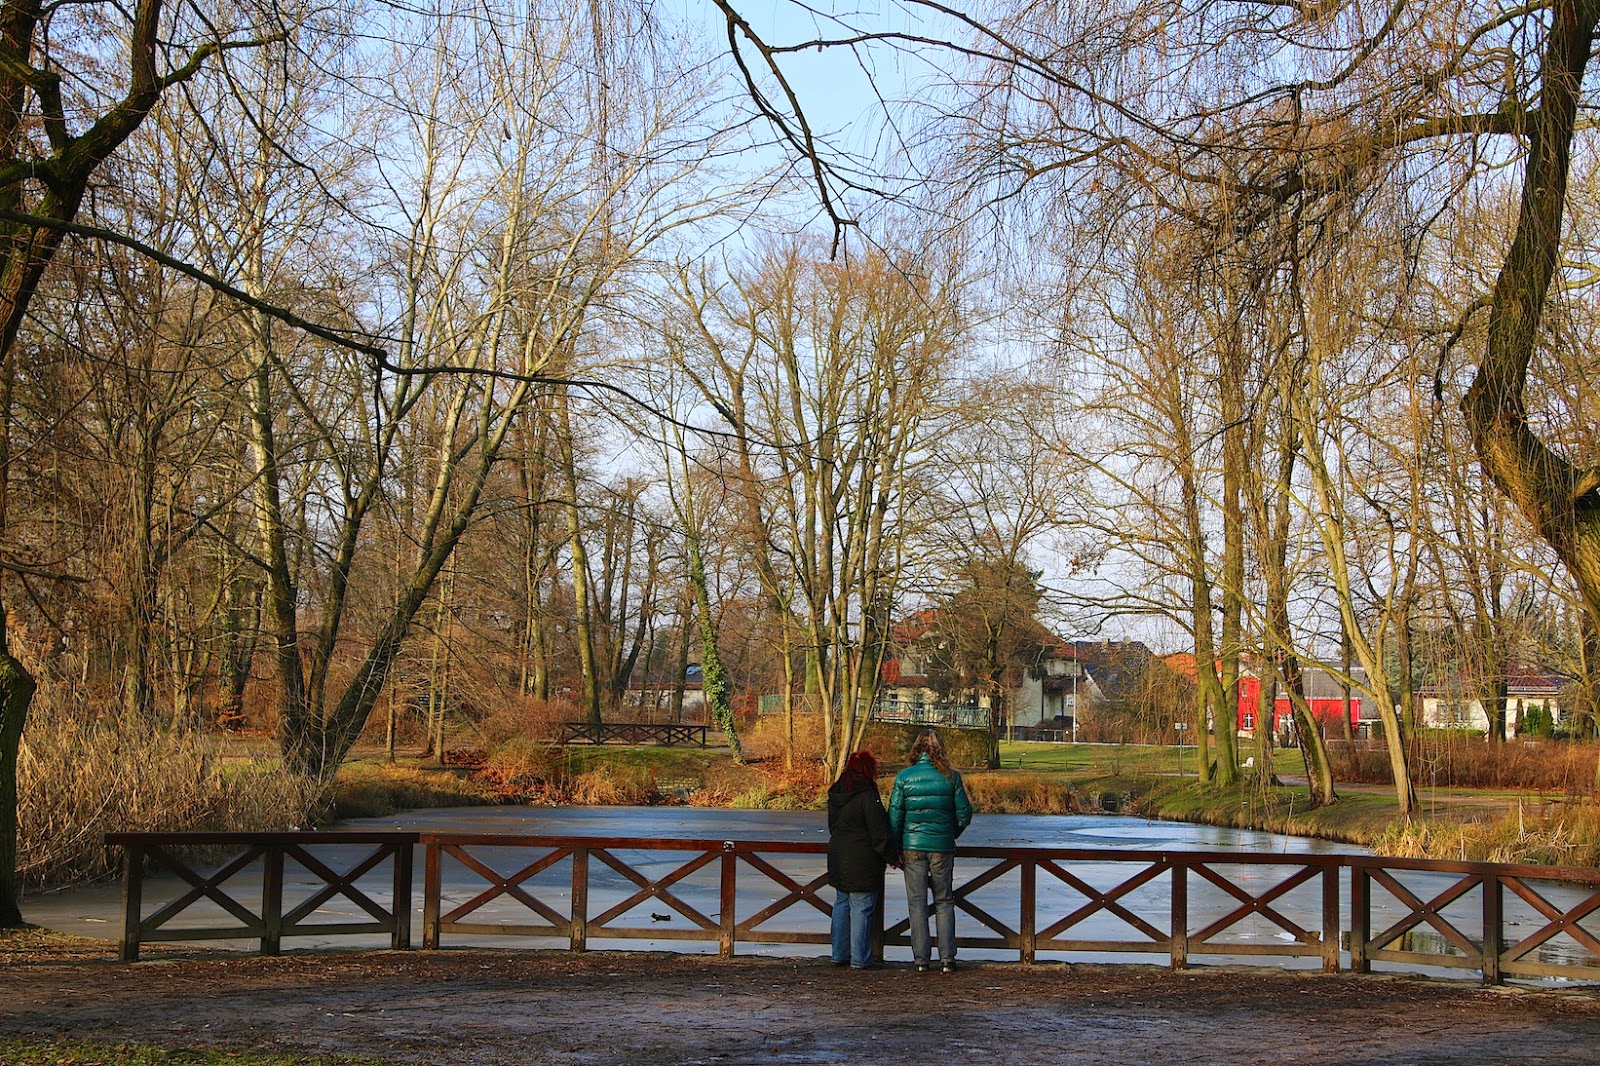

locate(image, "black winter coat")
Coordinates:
827 780 897 892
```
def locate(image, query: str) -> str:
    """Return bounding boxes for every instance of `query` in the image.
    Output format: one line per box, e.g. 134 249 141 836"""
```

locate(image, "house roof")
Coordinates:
1073 640 1156 704
1417 666 1568 698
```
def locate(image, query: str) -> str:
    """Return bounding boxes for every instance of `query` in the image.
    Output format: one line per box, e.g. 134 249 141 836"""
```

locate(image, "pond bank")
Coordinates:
323 744 1600 867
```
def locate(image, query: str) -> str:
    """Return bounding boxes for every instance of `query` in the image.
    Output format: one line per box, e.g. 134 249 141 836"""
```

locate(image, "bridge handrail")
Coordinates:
104 830 1600 984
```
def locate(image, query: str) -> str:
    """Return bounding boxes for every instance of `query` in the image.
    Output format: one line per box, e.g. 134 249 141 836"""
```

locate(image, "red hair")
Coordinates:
835 750 879 791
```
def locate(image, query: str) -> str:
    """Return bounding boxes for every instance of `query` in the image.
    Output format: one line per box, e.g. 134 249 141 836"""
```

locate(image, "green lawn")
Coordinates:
997 739 1309 779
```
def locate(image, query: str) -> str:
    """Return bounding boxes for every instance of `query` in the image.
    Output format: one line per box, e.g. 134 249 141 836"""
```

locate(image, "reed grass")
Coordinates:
962 771 1079 814
18 691 321 890
1370 802 1600 866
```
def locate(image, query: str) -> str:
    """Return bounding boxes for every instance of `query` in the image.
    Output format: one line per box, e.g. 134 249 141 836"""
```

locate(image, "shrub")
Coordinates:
743 709 828 764
17 686 321 889
862 721 991 769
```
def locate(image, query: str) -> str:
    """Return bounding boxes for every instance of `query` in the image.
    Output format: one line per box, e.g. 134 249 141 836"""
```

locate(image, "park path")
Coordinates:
5 932 1600 1064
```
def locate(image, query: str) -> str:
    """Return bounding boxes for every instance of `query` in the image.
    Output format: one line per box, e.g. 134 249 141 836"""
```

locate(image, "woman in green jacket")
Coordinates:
887 728 974 972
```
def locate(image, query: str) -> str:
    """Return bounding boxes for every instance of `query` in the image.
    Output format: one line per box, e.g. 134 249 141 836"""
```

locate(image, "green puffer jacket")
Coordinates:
888 754 974 854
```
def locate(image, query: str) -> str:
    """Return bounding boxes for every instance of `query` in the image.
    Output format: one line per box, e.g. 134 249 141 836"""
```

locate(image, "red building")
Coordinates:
1237 672 1360 738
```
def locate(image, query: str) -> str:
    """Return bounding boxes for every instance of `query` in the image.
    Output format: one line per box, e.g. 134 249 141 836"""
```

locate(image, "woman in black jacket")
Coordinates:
826 750 898 968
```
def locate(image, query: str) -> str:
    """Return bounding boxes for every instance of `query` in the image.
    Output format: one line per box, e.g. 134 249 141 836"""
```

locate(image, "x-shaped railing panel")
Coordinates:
588 847 720 932
734 851 831 936
1187 862 1320 948
141 844 266 935
279 843 400 930
1368 869 1483 959
1036 858 1169 945
439 844 572 929
1500 876 1600 967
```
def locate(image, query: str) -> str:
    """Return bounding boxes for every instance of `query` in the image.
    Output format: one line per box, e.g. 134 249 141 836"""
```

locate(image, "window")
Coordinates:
1242 712 1256 730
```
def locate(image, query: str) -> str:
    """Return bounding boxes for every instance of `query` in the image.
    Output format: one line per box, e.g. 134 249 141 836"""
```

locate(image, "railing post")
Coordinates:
1020 858 1036 964
1170 858 1188 970
1321 863 1340 972
119 842 143 963
261 844 284 957
871 885 885 961
392 841 414 951
1481 871 1503 986
719 841 737 958
1350 862 1370 974
422 839 440 950
570 847 589 952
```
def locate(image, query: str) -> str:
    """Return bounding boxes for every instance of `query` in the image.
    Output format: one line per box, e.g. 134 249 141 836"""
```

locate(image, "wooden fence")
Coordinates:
560 722 709 746
105 831 416 962
104 832 1600 984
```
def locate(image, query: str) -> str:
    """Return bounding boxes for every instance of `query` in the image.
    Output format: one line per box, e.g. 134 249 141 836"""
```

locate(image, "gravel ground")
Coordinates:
5 930 1600 1065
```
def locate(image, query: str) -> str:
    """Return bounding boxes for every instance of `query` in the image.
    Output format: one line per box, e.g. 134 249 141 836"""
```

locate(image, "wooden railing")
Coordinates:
560 722 709 746
1349 855 1600 984
106 832 1600 984
105 831 416 962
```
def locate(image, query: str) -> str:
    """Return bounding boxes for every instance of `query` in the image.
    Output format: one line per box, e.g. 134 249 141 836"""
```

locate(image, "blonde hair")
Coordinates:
910 728 952 777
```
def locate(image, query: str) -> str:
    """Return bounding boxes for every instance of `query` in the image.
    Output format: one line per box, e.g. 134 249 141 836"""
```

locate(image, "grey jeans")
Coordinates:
901 850 955 966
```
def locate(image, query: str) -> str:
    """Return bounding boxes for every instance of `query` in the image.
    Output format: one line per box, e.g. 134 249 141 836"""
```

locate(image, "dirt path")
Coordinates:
5 932 1600 1065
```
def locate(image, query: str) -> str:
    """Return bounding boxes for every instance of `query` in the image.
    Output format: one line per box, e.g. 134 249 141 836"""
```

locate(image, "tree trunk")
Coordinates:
687 534 742 762
1462 0 1600 641
555 391 602 728
0 631 34 927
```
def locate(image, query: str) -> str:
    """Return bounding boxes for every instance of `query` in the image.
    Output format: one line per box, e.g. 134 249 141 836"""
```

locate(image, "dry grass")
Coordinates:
330 762 494 819
476 738 667 805
1371 801 1600 866
962 771 1079 814
1330 735 1600 793
742 711 828 764
17 688 321 889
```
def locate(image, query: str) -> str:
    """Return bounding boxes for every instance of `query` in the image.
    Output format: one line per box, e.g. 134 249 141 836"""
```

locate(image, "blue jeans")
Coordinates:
830 888 879 967
902 850 955 966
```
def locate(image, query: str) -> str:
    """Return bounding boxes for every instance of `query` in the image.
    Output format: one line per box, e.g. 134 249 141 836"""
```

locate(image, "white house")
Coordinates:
1417 668 1567 733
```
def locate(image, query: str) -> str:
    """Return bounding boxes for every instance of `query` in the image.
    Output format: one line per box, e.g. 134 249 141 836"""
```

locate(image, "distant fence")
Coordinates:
755 693 990 732
560 722 708 747
105 832 1600 985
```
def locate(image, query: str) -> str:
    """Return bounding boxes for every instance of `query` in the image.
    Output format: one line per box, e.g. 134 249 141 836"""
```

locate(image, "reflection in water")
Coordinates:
1394 927 1600 969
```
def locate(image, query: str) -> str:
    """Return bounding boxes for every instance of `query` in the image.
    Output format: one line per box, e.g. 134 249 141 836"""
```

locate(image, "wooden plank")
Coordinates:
1482 871 1502 985
1322 865 1341 973
1035 938 1171 955
1020 858 1036 964
442 922 569 938
261 846 284 956
1170 861 1187 970
1501 959 1600 980
393 842 413 951
1185 942 1325 958
423 841 441 950
1351 865 1370 973
719 845 737 958
587 926 720 942
571 848 589 952
119 844 143 963
1367 947 1478 970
